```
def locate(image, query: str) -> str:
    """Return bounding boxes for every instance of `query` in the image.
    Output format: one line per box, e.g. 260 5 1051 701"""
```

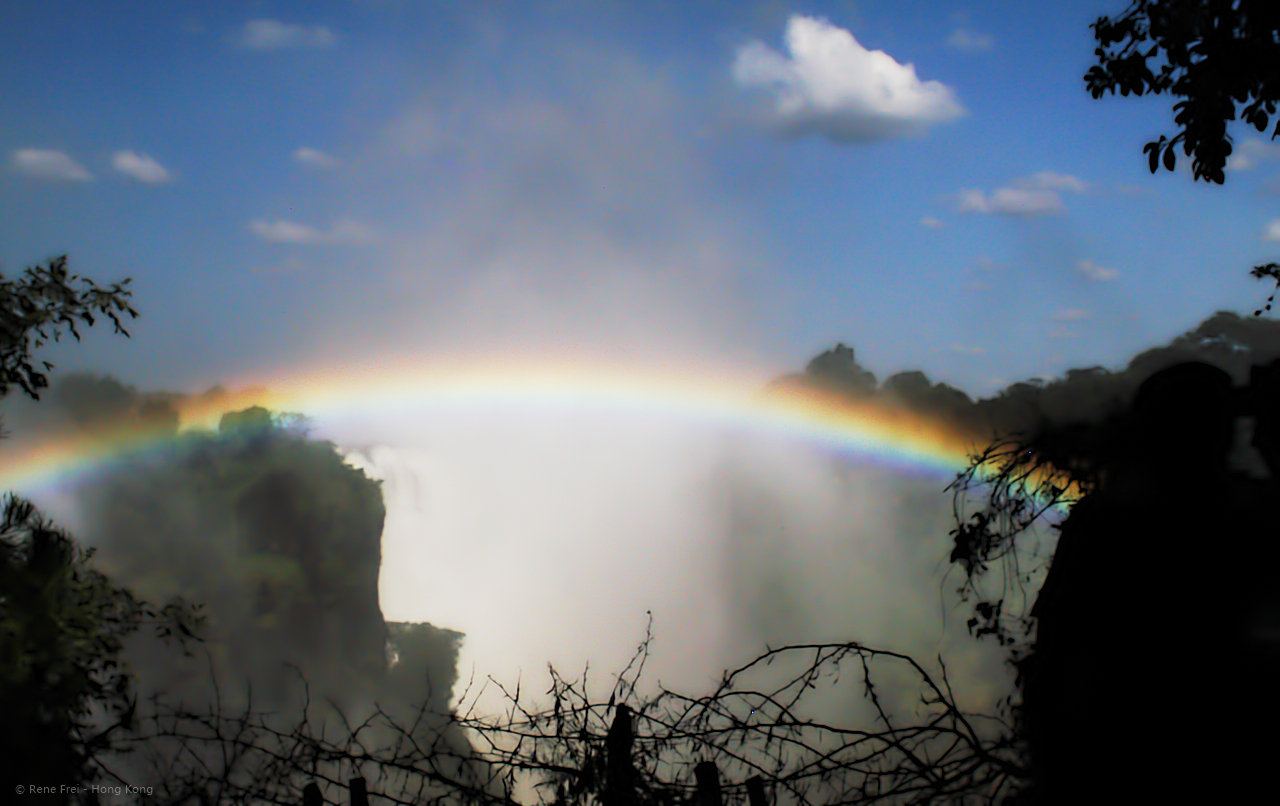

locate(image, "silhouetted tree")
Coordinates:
1086 0 1280 184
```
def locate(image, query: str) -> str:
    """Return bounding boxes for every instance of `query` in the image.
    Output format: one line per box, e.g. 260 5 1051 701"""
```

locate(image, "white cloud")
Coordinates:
956 172 1086 216
732 15 964 142
1019 171 1087 194
1228 138 1280 171
957 170 1085 216
233 19 338 51
10 148 93 181
293 146 340 169
1051 307 1090 322
111 150 172 184
949 343 987 355
957 186 1063 215
1263 218 1280 241
249 218 374 245
1077 258 1118 281
920 216 943 228
946 28 994 53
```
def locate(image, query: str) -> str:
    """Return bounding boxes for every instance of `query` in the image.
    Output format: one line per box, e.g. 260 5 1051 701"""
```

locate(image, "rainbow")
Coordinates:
0 359 987 494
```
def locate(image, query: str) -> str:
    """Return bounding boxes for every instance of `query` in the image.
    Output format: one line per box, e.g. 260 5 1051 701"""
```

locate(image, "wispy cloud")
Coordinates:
111 150 172 184
1019 171 1087 193
732 15 964 143
957 187 1062 215
1077 258 1118 281
248 218 374 245
10 148 93 181
293 146 340 169
1263 218 1280 241
920 216 943 228
949 343 987 355
957 171 1086 216
232 19 338 51
946 28 994 53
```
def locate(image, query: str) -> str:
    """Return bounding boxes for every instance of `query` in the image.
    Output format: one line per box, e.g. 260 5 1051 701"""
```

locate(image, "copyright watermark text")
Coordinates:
15 784 155 796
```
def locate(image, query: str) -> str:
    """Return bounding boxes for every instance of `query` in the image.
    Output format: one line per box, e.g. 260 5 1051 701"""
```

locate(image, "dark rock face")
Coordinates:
20 398 488 800
75 410 393 708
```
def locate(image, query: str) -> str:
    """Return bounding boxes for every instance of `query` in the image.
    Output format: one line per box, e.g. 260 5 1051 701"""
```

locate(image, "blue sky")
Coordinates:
4 0 1280 397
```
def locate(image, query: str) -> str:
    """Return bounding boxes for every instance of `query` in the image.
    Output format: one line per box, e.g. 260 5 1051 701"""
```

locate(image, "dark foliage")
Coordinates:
1085 0 1280 184
0 256 137 400
0 495 203 803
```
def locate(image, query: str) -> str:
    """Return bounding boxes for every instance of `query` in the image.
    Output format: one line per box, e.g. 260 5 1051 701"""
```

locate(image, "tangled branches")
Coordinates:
114 661 508 806
945 435 1087 647
445 618 1028 806
102 616 1026 806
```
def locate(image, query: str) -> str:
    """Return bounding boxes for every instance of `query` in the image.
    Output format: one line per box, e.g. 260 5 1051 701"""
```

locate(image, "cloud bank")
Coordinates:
732 15 964 142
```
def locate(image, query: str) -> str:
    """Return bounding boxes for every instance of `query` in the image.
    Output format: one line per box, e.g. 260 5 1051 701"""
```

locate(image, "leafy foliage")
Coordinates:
1085 0 1280 184
0 255 137 400
1251 261 1280 316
